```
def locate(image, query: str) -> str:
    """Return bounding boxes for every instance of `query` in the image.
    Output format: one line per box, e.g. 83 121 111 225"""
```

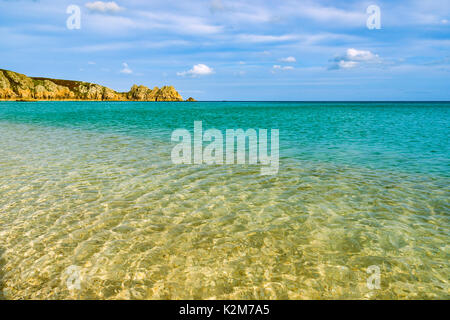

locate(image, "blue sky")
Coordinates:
0 0 449 100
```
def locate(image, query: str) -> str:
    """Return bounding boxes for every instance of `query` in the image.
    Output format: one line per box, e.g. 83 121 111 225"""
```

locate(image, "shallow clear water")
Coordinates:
0 101 448 299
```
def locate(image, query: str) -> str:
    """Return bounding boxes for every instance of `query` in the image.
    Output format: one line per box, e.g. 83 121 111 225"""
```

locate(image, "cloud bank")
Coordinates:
280 56 296 63
329 48 381 70
85 1 123 13
177 64 214 77
120 62 133 74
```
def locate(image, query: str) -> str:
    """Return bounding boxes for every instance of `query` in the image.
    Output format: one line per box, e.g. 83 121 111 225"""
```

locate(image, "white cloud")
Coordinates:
85 1 123 13
120 62 132 74
69 40 191 53
138 12 223 35
237 34 296 43
346 48 379 62
284 2 366 27
280 56 296 63
272 65 294 73
335 60 358 69
177 64 214 77
329 48 381 70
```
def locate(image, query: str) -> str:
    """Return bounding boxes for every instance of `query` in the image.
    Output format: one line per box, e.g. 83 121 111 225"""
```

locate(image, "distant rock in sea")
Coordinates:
186 97 197 102
0 69 189 102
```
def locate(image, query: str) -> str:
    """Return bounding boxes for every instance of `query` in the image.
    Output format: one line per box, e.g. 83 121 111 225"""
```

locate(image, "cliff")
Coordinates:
0 69 186 101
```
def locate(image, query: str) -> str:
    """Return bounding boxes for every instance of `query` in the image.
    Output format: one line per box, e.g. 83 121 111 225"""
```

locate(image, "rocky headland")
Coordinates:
0 69 190 101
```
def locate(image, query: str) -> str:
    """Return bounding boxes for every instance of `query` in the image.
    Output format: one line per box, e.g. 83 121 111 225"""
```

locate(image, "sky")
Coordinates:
0 0 449 101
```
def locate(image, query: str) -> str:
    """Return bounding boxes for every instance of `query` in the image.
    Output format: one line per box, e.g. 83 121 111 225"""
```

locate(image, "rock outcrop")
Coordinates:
0 69 186 101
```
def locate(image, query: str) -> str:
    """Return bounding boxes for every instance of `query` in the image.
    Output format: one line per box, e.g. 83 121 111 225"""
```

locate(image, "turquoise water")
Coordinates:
0 101 448 299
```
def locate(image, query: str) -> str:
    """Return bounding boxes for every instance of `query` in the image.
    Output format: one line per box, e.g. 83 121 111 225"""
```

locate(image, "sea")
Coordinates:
0 101 448 299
